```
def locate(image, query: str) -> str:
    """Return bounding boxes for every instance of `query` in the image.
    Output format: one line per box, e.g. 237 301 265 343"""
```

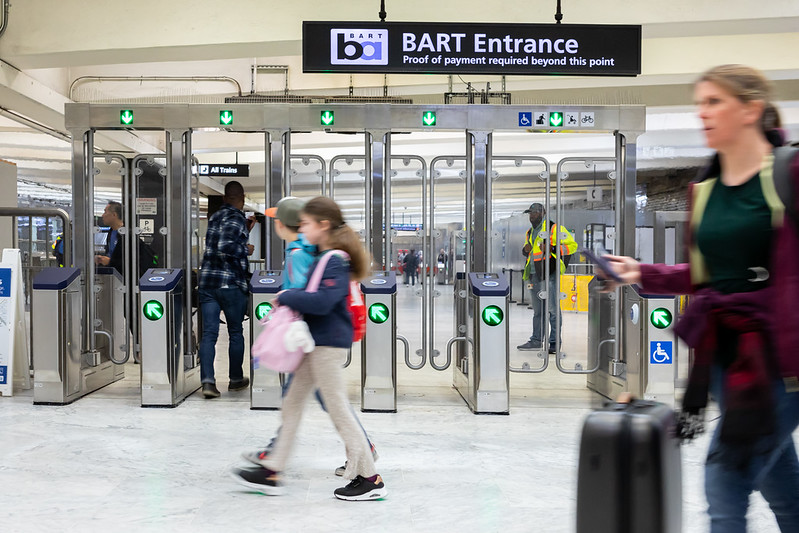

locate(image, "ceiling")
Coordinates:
0 1 797 223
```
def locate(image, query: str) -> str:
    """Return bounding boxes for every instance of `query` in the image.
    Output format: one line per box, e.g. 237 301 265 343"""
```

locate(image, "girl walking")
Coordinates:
231 197 387 501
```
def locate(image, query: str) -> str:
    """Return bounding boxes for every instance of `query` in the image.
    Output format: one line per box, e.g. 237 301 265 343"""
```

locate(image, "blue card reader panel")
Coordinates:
250 270 283 293
361 271 396 294
468 272 509 296
139 268 183 291
32 267 81 290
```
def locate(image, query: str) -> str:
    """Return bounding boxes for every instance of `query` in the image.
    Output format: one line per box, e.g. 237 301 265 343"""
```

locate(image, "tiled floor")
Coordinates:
0 283 789 532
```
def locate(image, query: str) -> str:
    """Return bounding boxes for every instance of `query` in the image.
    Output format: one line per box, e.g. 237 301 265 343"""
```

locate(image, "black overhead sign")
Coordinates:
197 164 249 177
303 21 641 76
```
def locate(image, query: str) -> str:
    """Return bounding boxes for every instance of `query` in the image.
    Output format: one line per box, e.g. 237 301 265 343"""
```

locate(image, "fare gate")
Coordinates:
360 271 399 413
249 270 283 410
32 267 125 404
139 268 200 407
452 272 510 414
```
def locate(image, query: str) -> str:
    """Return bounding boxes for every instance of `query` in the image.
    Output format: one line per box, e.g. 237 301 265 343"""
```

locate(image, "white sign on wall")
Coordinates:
0 249 30 396
136 198 157 215
139 218 155 235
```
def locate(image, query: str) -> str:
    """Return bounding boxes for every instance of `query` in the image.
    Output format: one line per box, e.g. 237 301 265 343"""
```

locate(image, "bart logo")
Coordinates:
331 29 388 65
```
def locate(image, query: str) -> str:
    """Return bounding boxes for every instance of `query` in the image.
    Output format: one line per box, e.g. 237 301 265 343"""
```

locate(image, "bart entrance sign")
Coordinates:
303 21 641 76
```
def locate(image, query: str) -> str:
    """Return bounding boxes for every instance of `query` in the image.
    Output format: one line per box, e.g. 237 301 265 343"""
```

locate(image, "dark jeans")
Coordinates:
705 368 799 532
198 287 248 384
528 272 561 349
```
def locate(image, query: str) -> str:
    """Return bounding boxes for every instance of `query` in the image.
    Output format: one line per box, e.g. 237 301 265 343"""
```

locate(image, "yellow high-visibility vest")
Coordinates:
523 220 578 279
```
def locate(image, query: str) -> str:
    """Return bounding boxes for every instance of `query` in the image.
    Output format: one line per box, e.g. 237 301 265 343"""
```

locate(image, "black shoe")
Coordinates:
334 475 387 501
228 377 250 391
548 346 557 354
202 383 220 398
229 466 285 496
516 341 542 351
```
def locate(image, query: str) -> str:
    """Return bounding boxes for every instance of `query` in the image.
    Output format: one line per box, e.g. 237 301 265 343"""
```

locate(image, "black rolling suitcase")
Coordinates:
576 400 682 533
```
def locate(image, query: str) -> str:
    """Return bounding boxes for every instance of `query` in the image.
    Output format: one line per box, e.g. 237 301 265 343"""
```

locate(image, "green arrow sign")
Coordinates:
220 110 233 125
422 111 437 126
255 302 273 321
368 303 389 324
120 109 134 125
143 300 164 321
321 110 334 126
481 305 504 326
650 307 673 329
549 112 563 127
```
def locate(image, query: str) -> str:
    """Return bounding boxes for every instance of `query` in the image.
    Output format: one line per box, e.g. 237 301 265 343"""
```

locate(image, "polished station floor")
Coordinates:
1 284 789 532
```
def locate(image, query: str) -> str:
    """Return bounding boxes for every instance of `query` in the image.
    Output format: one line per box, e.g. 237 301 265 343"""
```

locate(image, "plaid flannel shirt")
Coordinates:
198 203 250 292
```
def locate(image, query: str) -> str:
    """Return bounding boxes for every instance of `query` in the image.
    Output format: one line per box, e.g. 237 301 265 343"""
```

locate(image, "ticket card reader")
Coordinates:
360 271 397 412
453 272 510 414
249 270 283 410
33 267 124 404
139 269 200 407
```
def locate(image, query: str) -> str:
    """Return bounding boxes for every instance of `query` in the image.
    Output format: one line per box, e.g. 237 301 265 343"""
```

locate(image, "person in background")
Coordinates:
230 196 386 501
404 248 419 286
603 65 799 533
517 203 578 354
94 200 156 278
197 181 255 399
52 232 65 267
94 201 124 274
239 196 378 475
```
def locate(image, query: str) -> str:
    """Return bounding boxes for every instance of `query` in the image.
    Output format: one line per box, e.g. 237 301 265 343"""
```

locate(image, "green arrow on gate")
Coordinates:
321 110 335 126
120 109 134 125
422 111 437 126
368 303 389 324
650 307 673 329
255 302 273 321
219 110 233 125
481 305 504 326
549 112 563 127
143 300 164 321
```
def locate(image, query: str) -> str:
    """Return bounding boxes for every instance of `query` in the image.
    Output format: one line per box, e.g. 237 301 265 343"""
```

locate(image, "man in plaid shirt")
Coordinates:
198 181 255 398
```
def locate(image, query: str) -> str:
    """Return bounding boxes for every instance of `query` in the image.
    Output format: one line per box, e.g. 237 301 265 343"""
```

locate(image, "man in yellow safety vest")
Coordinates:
517 203 578 354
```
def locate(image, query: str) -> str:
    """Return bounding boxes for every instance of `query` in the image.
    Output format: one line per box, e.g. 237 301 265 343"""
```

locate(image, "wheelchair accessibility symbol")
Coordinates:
519 112 532 127
650 341 673 364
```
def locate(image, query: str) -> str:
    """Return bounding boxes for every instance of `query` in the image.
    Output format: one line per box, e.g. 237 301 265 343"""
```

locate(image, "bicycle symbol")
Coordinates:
581 115 594 124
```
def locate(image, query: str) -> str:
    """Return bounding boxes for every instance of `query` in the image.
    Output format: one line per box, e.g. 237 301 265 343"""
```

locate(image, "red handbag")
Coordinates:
348 281 367 342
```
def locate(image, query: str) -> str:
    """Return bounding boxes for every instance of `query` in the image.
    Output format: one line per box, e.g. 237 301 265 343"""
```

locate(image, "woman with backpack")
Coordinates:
603 65 799 532
230 197 387 501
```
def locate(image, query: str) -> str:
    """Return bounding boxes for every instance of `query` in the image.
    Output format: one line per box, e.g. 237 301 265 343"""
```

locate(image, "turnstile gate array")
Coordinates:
249 269 283 410
139 268 200 407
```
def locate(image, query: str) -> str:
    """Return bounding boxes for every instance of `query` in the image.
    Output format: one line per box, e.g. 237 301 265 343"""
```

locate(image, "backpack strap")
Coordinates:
305 250 350 293
773 146 799 231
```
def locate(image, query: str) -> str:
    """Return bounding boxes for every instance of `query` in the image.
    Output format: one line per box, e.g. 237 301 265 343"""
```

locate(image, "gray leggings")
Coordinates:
263 345 376 480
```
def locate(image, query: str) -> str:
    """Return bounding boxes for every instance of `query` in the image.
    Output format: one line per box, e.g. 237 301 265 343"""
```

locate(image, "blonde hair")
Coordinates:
302 197 371 281
697 64 781 134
